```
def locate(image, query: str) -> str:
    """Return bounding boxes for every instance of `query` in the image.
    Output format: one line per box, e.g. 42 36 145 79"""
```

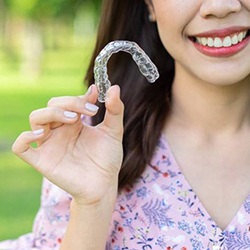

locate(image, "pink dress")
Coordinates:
1 135 250 250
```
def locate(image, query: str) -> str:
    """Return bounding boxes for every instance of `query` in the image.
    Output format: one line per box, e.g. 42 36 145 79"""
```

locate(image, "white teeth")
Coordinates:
214 37 223 48
238 32 243 42
195 31 248 47
207 37 214 47
231 34 238 45
223 36 232 47
201 37 207 46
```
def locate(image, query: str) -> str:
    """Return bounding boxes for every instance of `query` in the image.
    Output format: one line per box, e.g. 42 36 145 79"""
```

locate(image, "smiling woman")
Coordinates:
149 0 250 86
0 0 250 250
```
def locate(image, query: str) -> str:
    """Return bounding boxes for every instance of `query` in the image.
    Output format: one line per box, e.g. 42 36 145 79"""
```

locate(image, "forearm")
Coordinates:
59 187 117 250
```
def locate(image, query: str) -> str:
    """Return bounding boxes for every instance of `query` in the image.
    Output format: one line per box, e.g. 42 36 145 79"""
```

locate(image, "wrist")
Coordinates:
72 179 118 209
61 184 118 250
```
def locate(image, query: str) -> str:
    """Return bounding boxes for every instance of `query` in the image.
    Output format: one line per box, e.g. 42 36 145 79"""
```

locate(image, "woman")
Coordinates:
1 0 250 249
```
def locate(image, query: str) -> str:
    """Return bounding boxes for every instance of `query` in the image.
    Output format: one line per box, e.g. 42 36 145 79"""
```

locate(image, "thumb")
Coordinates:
103 85 124 136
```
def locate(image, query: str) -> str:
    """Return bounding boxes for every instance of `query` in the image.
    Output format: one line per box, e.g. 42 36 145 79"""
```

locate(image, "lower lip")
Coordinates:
191 35 250 57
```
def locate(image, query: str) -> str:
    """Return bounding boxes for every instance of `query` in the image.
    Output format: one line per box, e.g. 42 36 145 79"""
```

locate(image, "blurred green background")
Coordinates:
0 0 101 240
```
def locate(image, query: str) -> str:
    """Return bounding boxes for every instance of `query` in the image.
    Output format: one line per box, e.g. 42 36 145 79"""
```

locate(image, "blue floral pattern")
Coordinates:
225 229 250 249
0 134 250 250
107 135 250 250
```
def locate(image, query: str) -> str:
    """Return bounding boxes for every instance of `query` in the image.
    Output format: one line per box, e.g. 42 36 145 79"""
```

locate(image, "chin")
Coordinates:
200 72 250 87
193 64 250 87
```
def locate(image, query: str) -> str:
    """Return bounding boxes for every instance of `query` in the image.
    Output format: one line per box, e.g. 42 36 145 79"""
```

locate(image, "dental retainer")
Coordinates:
94 40 160 102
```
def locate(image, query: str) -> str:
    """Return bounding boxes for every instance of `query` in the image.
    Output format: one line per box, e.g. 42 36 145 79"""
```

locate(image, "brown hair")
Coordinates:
85 0 175 189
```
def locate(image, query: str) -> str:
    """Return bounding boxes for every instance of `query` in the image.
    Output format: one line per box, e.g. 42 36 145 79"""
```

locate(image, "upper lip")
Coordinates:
190 26 250 38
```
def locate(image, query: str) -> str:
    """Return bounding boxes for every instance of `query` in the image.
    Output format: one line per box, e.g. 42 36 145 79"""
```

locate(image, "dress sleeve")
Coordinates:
0 178 72 250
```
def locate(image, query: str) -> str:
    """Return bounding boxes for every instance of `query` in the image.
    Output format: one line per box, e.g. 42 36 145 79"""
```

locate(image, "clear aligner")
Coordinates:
94 40 160 102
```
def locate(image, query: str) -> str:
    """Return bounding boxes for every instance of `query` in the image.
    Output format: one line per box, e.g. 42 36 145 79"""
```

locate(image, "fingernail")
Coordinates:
86 85 92 95
106 85 120 101
64 111 77 118
85 102 99 112
33 129 44 135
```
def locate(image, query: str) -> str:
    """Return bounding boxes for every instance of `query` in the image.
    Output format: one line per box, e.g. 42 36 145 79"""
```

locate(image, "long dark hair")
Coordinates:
85 0 175 189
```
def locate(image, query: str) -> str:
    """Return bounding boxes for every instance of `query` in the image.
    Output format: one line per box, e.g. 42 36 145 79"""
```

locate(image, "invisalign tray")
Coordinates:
94 40 160 102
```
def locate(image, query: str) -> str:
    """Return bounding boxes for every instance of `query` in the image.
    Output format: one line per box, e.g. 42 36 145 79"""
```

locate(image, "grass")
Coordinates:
0 37 94 241
0 152 42 239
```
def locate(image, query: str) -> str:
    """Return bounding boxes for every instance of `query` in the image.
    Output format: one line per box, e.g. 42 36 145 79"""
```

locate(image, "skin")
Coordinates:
147 0 250 230
148 0 250 85
13 85 124 249
13 0 250 248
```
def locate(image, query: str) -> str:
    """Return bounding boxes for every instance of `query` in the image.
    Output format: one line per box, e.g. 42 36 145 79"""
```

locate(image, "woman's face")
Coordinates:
148 0 250 86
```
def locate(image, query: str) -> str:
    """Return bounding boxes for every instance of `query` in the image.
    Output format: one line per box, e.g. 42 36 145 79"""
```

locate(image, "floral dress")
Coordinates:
0 135 250 250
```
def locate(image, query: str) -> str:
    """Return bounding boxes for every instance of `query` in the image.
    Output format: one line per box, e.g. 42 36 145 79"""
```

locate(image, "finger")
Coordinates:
47 85 99 116
102 85 124 136
12 130 45 168
29 107 79 131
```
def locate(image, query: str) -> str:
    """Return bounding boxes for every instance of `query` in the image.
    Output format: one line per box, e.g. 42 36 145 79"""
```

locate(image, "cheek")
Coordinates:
154 10 181 54
155 18 185 63
242 0 250 10
153 1 198 58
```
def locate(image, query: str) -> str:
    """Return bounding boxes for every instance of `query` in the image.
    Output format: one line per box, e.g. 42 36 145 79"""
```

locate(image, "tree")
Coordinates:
2 0 101 78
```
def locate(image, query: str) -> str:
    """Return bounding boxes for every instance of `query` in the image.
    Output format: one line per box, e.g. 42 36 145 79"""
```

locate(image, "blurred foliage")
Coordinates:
3 0 101 20
0 0 100 240
0 40 94 240
0 0 102 78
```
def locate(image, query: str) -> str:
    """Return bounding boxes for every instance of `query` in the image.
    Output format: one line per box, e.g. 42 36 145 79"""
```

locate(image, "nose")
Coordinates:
200 0 242 18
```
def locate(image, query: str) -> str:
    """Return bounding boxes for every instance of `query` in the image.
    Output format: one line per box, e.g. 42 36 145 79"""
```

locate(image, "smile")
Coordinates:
189 28 250 57
194 30 249 48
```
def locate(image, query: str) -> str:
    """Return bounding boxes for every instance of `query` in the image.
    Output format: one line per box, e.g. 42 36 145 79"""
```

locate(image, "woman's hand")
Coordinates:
12 85 124 206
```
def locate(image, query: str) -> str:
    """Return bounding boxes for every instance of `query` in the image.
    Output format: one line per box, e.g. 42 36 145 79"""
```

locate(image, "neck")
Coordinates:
170 66 250 136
